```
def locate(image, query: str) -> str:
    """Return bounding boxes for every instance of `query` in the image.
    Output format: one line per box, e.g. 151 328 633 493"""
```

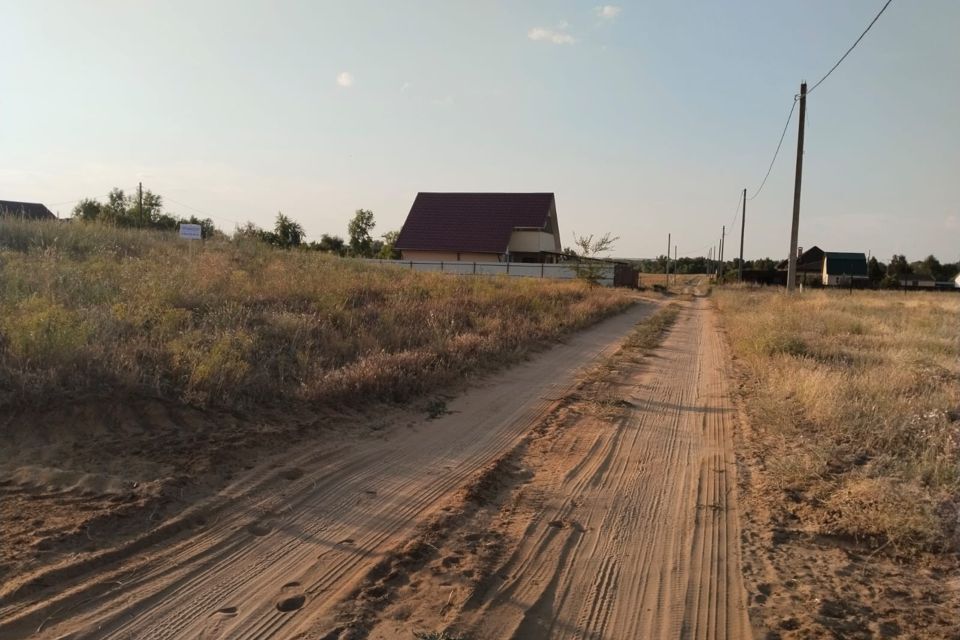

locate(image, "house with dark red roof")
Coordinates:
0 200 56 220
776 245 825 286
395 192 563 263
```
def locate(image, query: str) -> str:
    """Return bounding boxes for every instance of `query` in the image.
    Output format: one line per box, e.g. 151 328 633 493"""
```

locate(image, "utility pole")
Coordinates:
739 187 746 282
138 181 144 227
719 225 725 283
786 81 807 292
666 233 671 285
673 244 677 286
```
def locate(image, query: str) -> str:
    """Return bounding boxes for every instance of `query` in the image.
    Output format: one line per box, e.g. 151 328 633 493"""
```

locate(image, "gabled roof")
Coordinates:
0 200 55 220
776 245 824 272
823 251 868 277
395 192 556 254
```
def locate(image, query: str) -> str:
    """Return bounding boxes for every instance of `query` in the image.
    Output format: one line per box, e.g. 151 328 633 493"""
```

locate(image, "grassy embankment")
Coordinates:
0 219 633 411
715 288 959 552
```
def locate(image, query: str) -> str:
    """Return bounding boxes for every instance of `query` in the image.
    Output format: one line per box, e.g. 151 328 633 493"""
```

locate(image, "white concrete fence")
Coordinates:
361 259 616 287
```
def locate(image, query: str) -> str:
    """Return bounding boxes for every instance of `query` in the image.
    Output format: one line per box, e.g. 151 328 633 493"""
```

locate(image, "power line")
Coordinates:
730 190 743 228
740 1 893 205
47 193 111 207
161 195 242 227
807 0 894 95
746 96 798 201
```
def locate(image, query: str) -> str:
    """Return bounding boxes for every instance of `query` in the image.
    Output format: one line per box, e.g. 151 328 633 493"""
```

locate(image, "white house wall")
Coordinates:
508 230 557 254
400 250 500 262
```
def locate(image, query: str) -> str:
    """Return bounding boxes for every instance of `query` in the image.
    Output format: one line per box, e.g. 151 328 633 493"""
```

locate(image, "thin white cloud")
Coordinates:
596 5 621 19
336 71 354 88
400 81 413 92
527 25 576 45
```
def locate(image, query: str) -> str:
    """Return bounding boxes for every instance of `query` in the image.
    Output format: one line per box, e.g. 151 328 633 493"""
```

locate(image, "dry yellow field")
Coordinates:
716 287 959 550
716 287 959 638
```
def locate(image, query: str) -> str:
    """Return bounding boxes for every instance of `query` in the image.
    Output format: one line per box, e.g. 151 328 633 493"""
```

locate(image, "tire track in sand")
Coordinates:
448 298 751 639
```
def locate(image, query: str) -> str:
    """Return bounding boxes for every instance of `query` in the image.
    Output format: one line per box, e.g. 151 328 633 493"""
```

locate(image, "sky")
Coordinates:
2 0 958 261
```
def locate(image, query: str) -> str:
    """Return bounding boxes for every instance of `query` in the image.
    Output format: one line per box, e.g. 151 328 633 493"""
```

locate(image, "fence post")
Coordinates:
473 262 477 275
410 261 413 270
541 263 545 278
441 261 444 272
506 261 510 274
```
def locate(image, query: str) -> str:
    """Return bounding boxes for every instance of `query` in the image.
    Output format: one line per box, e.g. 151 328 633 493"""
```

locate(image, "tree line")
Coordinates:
73 188 218 238
630 254 959 285
71 187 400 258
629 256 779 274
867 254 959 287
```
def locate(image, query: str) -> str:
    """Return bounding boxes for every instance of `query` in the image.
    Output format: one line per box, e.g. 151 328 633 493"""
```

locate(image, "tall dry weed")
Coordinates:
0 219 632 410
715 288 960 552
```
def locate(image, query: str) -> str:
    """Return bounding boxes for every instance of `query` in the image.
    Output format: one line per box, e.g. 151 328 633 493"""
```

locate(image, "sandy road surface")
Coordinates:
465 299 751 638
364 298 751 639
0 302 655 639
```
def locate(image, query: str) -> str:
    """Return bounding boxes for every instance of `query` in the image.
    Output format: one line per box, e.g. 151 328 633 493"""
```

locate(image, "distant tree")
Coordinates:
348 209 376 257
153 213 180 231
571 232 619 286
273 212 304 248
919 254 945 281
941 262 960 282
887 254 912 280
103 188 127 223
135 190 164 226
312 233 346 255
234 221 265 240
654 255 669 273
234 221 279 245
377 230 401 259
867 256 886 283
72 198 103 222
749 258 777 271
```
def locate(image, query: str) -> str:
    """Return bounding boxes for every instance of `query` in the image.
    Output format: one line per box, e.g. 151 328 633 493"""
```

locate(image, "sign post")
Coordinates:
178 223 203 241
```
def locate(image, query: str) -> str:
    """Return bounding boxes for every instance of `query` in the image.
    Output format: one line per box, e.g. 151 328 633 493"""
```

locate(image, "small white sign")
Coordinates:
179 223 202 240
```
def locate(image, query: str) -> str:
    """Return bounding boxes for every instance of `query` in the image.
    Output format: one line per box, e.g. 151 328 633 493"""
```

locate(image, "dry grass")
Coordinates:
715 288 960 552
0 219 632 411
622 303 680 354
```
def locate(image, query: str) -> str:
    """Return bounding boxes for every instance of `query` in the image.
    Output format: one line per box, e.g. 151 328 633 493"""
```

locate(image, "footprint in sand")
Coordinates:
276 593 306 612
246 520 273 536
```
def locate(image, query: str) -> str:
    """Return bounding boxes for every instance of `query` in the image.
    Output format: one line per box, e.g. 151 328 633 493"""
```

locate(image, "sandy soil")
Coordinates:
0 301 659 639
730 371 960 639
351 298 752 639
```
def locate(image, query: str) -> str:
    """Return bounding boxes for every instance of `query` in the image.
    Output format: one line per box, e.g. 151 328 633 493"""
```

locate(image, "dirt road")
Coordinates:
363 298 752 639
1 302 660 639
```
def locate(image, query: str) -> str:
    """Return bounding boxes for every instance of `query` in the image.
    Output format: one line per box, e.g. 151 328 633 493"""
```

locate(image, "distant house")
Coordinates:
395 192 562 263
777 246 824 285
899 276 936 289
0 200 56 220
822 252 868 286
